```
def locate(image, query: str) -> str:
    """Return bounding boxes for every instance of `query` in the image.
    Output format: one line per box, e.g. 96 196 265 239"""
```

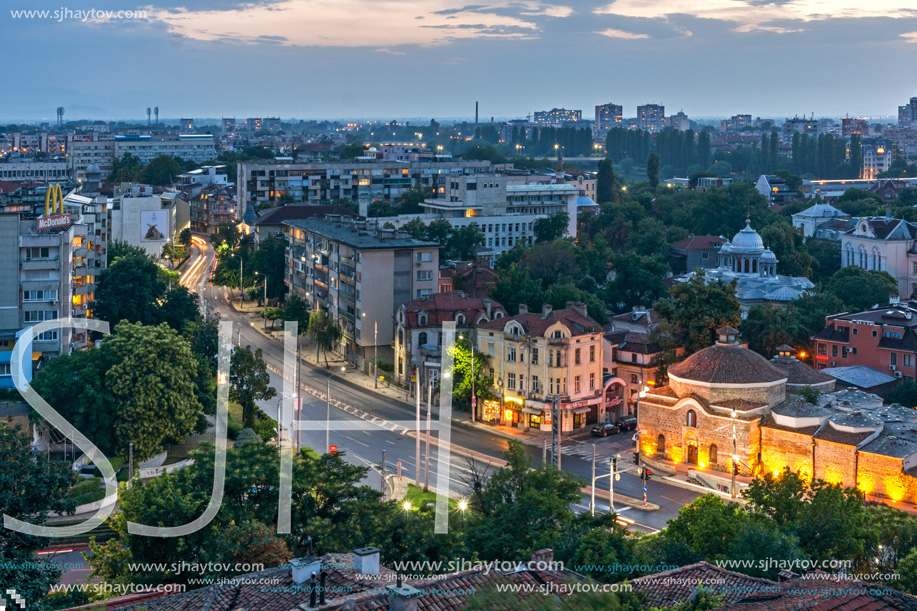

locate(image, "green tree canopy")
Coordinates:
826 266 897 311
229 346 277 428
95 253 168 327
533 211 570 243
654 271 741 354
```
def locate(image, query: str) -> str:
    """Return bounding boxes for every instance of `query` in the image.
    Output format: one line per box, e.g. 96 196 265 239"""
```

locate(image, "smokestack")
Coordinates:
475 101 479 128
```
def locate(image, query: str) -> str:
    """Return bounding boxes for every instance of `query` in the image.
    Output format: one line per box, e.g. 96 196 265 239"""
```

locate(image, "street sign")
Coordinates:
329 444 337 455
471 396 477 407
615 473 620 481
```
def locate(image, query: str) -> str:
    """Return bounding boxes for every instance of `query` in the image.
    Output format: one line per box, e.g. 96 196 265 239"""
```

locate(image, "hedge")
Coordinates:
92 457 122 477
73 489 107 507
70 477 101 499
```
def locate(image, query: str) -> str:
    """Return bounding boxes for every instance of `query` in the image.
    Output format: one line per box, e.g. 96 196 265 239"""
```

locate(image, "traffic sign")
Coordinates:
329 444 337 455
471 396 477 407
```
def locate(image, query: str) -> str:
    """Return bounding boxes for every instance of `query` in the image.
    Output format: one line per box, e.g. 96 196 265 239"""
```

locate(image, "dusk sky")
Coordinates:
5 0 917 122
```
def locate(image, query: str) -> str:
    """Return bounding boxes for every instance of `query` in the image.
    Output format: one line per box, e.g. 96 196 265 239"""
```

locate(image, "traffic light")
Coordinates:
732 463 739 476
644 468 652 481
632 451 639 465
612 456 618 472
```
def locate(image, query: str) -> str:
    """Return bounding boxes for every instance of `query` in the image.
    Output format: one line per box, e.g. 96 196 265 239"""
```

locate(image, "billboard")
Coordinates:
140 210 168 242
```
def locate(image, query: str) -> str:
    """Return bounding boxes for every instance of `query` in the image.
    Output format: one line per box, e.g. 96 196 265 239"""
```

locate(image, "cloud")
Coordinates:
901 31 917 43
595 0 917 33
144 0 573 48
597 27 649 39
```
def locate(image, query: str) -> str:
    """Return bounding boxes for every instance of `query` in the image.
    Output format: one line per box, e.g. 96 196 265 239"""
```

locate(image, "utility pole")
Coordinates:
239 257 243 306
470 329 476 423
128 442 134 480
373 321 378 389
610 455 617 514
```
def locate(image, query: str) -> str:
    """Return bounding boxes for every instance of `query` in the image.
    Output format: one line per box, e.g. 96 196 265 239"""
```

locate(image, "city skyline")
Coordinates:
4 0 917 121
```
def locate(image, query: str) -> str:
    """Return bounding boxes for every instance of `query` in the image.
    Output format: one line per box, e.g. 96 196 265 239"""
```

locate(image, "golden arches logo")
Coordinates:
44 184 64 217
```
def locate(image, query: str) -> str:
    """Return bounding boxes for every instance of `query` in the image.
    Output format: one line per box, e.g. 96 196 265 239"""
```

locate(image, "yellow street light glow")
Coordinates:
402 500 412 511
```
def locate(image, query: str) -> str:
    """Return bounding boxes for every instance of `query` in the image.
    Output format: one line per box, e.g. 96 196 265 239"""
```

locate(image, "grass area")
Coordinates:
401 484 460 513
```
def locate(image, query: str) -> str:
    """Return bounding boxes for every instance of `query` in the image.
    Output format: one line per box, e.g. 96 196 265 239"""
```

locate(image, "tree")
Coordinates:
596 158 619 204
887 382 917 407
533 211 570 243
448 338 495 411
179 228 193 247
826 266 897 312
210 222 241 250
95 254 168 327
0 423 75 606
898 548 917 594
759 223 815 278
835 188 881 217
604 253 669 312
308 310 342 364
229 346 277 428
488 263 543 315
467 441 583 560
740 305 809 357
155 287 202 332
107 238 149 265
250 235 287 302
108 153 143 183
520 239 579 289
444 223 485 260
654 271 741 353
647 152 661 188
282 294 310 335
664 494 746 561
141 155 186 186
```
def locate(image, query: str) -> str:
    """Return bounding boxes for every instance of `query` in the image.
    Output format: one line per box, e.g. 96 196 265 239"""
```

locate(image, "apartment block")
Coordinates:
532 108 582 127
283 216 439 369
594 103 623 140
637 104 666 132
0 158 70 184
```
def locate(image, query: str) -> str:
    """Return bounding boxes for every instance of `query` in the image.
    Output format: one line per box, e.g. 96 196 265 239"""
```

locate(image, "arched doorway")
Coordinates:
685 432 698 465
656 434 665 457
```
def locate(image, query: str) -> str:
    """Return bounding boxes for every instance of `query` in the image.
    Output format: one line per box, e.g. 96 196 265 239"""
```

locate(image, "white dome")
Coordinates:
720 240 733 254
761 248 777 263
731 222 764 253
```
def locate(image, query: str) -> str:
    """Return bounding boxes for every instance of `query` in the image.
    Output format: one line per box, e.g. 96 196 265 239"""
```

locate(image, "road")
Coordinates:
183 237 702 532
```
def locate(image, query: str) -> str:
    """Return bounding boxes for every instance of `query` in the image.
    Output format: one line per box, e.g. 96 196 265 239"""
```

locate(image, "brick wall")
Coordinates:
760 427 813 481
668 377 786 407
857 453 915 503
813 440 858 486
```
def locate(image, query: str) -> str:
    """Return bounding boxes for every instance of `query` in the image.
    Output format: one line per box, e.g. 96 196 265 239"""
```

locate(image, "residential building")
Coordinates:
899 97 917 126
0 189 108 386
188 184 237 235
237 159 492 213
637 104 665 132
821 365 898 396
840 216 917 298
718 114 752 131
476 303 607 432
111 134 216 165
813 300 917 382
532 108 582 127
666 111 690 131
179 118 194 133
678 222 814 313
593 103 623 140
108 184 188 258
0 158 70 184
755 174 796 204
221 117 235 134
790 201 850 238
782 116 820 135
437 259 497 298
499 119 534 143
393 292 506 387
863 142 895 179
66 132 117 180
694 176 732 191
842 117 869 137
252 204 355 244
669 235 726 273
283 216 439 370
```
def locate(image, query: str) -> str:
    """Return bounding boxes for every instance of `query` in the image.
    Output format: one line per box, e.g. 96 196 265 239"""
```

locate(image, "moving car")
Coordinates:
591 422 621 437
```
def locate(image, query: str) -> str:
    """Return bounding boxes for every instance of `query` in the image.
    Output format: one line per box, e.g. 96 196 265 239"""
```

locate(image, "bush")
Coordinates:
70 477 101 498
254 416 278 443
92 457 122 477
73 489 107 507
300 447 322 461
373 358 394 373
227 420 243 440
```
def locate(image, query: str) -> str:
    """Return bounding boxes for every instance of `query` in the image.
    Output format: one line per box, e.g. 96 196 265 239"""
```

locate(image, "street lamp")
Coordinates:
254 271 267 331
363 312 378 389
326 366 346 453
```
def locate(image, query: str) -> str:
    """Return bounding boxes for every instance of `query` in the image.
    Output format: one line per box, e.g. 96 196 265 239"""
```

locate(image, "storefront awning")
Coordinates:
522 407 541 415
572 406 592 415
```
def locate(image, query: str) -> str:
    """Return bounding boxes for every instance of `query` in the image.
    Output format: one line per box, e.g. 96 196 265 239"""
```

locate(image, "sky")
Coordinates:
4 0 917 123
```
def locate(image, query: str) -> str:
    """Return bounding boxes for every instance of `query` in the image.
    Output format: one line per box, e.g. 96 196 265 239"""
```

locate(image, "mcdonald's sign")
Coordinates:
38 184 71 231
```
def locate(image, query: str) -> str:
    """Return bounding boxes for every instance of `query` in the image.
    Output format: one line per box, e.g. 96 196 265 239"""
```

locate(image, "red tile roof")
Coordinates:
401 292 506 328
630 562 777 608
670 235 727 251
477 307 601 337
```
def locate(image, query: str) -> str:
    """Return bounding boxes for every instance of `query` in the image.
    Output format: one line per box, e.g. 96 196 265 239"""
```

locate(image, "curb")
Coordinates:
660 475 748 504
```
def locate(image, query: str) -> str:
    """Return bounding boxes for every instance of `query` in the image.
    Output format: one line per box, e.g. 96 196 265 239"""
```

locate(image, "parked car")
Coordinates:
615 416 638 432
591 422 621 437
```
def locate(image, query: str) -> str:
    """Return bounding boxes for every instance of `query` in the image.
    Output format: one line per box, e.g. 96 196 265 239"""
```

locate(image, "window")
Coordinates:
686 410 697 427
831 345 838 357
657 434 665 455
24 311 57 322
507 373 516 390
892 353 898 366
416 289 432 298
562 378 566 394
817 343 827 356
905 354 914 368
488 342 494 357
418 314 428 325
631 353 637 363
532 376 540 392
709 444 718 464
555 351 561 367
507 346 516 362
36 330 58 341
631 374 638 384
531 348 539 365
853 328 858 336
23 290 58 302
418 331 428 346
416 270 432 281
589 373 595 390
574 376 581 392
552 330 563 339
574 348 581 365
418 252 433 262
549 378 554 394
873 330 878 338
0 363 9 376
589 345 596 362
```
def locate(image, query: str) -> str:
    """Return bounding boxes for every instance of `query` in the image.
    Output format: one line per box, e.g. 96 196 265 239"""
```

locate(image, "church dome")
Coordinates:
668 332 787 385
719 240 733 254
761 248 777 263
730 222 765 253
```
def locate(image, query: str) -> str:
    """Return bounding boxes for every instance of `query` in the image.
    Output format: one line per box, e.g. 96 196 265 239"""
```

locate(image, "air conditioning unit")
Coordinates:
895 371 904 379
829 361 836 367
890 365 897 371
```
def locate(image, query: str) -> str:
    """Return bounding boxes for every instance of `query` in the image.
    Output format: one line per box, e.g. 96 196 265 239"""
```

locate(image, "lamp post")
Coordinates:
255 271 267 331
326 366 346 454
239 257 243 306
362 313 379 388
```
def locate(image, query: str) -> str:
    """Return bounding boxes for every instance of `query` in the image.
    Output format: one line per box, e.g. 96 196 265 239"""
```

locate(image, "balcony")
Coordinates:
73 284 95 296
72 265 88 277
73 247 89 258
21 258 60 271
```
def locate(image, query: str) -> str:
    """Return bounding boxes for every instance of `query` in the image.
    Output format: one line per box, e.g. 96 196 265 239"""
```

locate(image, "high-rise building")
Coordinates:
594 103 623 140
899 98 917 126
637 104 665 132
532 108 582 127
719 114 752 131
842 117 869 137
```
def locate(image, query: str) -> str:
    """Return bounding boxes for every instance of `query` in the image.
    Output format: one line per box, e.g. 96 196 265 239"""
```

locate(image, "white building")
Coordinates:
862 143 895 180
791 202 851 238
0 159 69 184
108 184 187 258
840 217 917 299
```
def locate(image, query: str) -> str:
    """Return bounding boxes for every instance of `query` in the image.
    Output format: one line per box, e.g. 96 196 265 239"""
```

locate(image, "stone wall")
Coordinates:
858 453 915 503
760 427 814 481
814 440 858 487
668 377 786 408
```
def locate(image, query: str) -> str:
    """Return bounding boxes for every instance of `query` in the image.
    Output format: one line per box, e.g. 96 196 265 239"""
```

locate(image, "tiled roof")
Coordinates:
770 357 836 386
814 424 874 446
608 331 663 354
759 413 822 435
401 292 505 327
630 562 777 608
723 574 917 610
712 398 768 412
823 365 896 389
477 308 601 337
668 344 787 385
670 235 726 251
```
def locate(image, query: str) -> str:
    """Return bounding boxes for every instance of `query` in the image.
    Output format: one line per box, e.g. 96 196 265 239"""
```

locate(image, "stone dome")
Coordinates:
668 342 787 385
719 240 733 254
730 222 765 253
761 248 777 263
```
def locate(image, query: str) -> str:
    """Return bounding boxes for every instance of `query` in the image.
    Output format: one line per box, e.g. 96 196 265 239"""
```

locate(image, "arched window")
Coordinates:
752 259 758 273
399 329 404 346
418 314 428 326
657 434 665 455
456 313 465 325
859 246 867 268
418 331 428 346
495 311 503 319
709 444 718 464
872 248 881 271
686 410 697 428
